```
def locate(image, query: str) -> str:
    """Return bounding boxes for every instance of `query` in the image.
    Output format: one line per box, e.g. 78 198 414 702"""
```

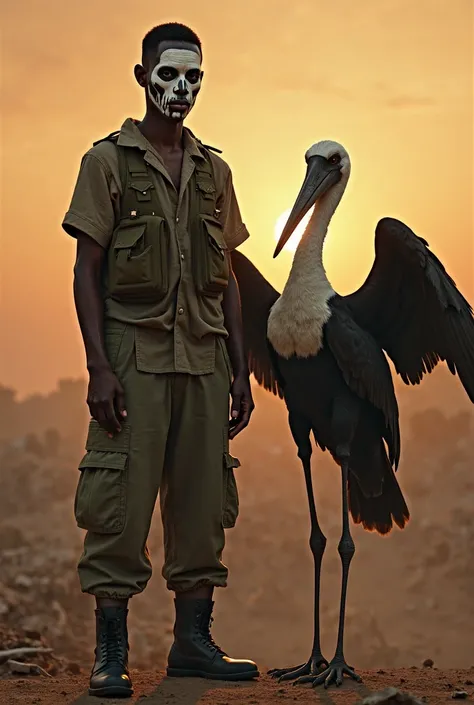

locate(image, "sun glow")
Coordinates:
274 208 313 253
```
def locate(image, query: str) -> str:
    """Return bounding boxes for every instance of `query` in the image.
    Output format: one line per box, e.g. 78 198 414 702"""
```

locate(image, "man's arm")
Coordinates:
73 231 126 435
222 264 254 439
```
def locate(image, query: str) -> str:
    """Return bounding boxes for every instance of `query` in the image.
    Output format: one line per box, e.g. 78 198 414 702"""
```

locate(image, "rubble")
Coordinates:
0 374 473 674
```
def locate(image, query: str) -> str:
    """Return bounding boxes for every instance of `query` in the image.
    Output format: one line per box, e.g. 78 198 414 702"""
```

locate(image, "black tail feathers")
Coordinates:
348 465 409 535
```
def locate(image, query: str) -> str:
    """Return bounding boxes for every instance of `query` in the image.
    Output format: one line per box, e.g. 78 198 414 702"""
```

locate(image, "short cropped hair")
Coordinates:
142 23 202 64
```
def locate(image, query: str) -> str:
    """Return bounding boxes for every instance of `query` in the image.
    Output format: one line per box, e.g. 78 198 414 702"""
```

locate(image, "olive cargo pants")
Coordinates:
74 323 239 598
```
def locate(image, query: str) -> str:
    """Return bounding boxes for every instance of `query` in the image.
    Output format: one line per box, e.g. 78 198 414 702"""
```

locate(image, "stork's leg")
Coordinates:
268 447 329 682
300 455 362 689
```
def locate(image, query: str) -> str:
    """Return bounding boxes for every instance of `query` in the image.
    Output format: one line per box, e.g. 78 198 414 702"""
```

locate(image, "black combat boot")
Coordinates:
167 598 259 681
89 606 133 698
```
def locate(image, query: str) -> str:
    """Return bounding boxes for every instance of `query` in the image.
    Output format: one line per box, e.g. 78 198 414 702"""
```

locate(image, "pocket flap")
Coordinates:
85 419 131 452
225 452 241 470
202 216 227 250
130 181 154 193
196 180 217 195
113 224 147 250
79 449 127 471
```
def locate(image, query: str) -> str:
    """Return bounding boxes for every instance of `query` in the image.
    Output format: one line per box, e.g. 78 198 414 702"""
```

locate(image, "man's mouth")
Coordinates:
169 100 190 110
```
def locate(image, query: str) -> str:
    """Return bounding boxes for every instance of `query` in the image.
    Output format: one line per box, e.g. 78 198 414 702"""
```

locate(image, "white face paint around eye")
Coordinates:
148 48 202 120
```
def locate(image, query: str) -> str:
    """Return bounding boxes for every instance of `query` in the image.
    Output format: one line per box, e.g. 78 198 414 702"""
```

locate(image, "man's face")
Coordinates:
147 42 202 121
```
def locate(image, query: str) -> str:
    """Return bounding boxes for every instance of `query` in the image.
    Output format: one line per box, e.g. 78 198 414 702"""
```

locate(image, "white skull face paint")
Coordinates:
148 48 202 120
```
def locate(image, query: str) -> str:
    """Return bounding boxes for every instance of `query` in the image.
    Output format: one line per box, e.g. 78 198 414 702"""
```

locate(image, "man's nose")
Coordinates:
174 80 189 97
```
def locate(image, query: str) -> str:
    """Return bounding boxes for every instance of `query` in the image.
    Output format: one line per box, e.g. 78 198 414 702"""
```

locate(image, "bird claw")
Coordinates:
306 659 362 689
268 657 329 682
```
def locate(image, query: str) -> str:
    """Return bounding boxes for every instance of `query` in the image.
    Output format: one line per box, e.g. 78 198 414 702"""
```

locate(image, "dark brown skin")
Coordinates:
73 39 253 606
223 270 254 439
73 233 127 437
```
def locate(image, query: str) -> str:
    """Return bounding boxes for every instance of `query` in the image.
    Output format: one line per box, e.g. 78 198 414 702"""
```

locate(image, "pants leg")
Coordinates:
75 323 171 598
161 337 239 592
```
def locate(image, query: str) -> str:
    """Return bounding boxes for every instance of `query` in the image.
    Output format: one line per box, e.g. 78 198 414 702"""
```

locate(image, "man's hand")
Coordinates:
229 373 254 439
87 367 127 436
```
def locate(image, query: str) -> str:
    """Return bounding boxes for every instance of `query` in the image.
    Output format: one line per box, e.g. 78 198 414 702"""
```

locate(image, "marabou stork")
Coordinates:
230 140 474 689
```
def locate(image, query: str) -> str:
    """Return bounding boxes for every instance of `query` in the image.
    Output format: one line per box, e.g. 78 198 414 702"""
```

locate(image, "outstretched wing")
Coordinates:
230 250 284 397
344 217 474 402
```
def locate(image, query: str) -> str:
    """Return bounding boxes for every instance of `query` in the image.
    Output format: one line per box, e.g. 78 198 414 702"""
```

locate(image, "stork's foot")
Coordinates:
294 657 361 688
268 656 329 682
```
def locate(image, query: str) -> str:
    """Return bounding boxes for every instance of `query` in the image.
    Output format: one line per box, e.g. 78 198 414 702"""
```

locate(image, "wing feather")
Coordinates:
325 301 400 468
230 250 284 397
344 217 474 402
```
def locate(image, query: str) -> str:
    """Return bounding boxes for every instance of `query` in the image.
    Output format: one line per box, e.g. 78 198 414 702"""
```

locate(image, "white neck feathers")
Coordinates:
267 178 347 359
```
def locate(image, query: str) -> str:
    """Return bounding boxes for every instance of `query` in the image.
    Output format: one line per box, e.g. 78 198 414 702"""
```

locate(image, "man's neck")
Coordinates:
137 109 184 153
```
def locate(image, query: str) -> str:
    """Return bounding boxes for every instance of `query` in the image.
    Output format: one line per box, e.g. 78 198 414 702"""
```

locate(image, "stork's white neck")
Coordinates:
267 175 349 359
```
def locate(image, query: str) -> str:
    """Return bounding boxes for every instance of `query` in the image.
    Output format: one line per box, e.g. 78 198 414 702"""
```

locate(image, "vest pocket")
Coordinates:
107 216 169 302
129 180 154 202
193 216 230 297
74 420 130 534
196 179 217 215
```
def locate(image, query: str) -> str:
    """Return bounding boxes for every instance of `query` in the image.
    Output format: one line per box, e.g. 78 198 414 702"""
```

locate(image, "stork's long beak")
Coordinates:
274 156 342 258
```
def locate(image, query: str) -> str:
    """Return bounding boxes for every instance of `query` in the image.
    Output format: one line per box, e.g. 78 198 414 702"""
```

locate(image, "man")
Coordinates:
63 22 258 698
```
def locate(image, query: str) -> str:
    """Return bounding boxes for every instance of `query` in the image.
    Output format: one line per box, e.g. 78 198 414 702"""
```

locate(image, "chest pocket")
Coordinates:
195 171 217 216
192 215 230 298
107 215 169 302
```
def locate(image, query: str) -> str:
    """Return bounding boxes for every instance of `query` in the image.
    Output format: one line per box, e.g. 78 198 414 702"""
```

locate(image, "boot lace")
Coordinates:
196 613 226 656
100 617 125 666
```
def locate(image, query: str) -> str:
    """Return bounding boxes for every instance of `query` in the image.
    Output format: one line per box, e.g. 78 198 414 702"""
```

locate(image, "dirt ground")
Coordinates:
1 668 473 705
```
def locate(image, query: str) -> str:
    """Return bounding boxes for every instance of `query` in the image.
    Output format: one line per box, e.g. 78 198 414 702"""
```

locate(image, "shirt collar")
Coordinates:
117 118 205 161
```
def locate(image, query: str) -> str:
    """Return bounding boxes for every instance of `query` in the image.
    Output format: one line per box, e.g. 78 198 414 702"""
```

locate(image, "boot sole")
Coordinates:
167 667 259 681
88 685 134 698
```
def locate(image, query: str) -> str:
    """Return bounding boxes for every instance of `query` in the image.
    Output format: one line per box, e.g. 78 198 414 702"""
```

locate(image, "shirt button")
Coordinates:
180 253 185 260
176 217 179 223
178 307 184 315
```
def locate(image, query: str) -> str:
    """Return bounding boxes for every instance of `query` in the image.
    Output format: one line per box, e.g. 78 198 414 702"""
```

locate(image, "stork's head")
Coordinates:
274 140 350 257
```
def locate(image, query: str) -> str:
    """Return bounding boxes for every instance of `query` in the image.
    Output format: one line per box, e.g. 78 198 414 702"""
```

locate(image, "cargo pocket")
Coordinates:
74 420 130 534
107 215 169 302
193 215 230 298
222 451 240 529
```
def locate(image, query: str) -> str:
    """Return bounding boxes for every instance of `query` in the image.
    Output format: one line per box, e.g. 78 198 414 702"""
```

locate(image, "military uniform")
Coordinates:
63 118 249 599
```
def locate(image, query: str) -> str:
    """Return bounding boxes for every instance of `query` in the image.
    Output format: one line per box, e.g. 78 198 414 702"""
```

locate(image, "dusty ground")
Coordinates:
1 668 474 705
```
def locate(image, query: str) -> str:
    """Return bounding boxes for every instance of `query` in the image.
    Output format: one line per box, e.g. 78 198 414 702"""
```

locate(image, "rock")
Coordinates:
452 692 468 700
24 630 42 641
360 688 424 705
66 661 81 675
14 575 33 589
423 659 434 668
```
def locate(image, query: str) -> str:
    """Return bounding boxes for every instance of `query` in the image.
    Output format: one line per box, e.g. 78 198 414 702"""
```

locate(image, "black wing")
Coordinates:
230 250 284 397
325 299 400 468
344 217 474 402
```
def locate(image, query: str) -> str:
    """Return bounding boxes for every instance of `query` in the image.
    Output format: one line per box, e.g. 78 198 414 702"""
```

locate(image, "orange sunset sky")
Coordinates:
1 0 473 397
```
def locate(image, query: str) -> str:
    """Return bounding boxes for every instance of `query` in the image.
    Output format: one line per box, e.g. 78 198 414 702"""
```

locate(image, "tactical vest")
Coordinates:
93 130 229 304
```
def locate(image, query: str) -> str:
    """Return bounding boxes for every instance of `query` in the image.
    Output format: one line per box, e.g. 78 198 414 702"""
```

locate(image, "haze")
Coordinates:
1 0 473 396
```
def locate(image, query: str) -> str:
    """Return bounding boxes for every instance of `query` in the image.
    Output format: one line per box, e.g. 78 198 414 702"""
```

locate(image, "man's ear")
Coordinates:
134 64 147 88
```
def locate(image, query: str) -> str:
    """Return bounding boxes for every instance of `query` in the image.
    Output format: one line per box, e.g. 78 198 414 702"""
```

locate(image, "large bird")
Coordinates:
231 140 474 689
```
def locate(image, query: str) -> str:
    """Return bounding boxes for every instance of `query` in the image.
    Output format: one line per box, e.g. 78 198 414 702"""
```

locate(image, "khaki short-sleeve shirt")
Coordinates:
62 118 249 375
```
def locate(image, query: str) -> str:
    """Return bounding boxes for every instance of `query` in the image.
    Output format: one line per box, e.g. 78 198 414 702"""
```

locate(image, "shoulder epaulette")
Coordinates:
92 130 120 147
201 142 223 154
